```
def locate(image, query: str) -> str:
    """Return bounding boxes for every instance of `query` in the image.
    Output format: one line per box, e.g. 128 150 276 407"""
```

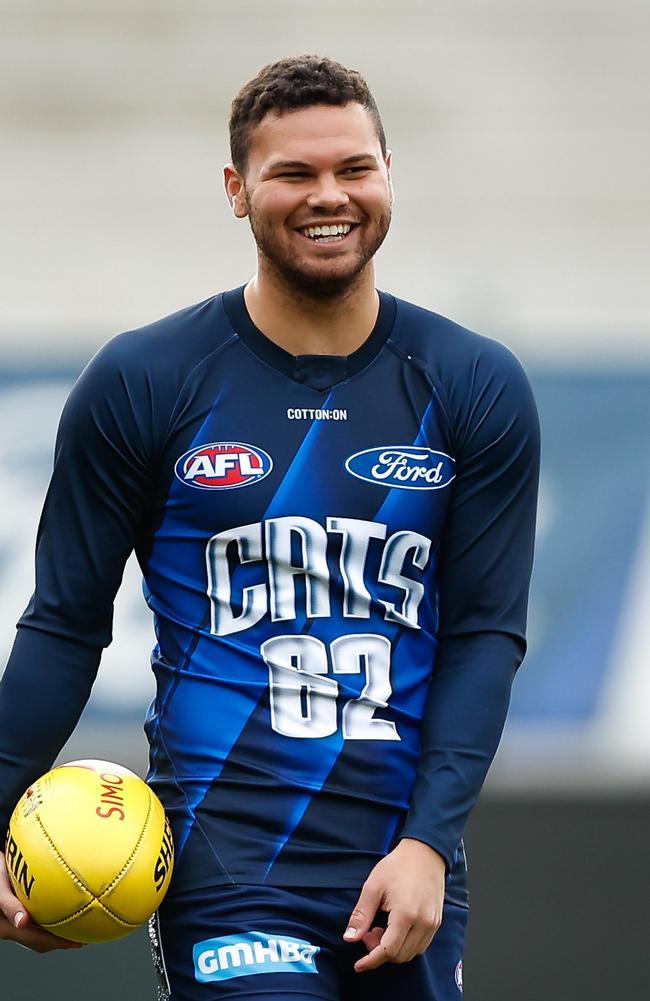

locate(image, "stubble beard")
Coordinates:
247 204 392 302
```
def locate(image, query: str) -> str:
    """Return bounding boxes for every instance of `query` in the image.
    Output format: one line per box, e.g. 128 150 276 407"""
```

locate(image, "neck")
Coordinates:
243 262 379 356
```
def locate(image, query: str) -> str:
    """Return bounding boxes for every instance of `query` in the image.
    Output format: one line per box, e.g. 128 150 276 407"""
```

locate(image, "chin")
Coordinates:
269 250 368 297
282 264 367 298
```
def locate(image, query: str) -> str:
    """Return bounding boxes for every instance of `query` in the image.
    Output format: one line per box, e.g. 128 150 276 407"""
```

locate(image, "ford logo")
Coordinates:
345 446 455 490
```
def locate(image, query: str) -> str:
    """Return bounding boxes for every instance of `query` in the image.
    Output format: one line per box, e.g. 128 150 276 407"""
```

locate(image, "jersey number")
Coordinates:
260 633 400 741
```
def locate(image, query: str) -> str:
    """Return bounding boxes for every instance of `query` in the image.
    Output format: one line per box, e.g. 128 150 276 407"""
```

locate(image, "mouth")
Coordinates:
295 222 358 245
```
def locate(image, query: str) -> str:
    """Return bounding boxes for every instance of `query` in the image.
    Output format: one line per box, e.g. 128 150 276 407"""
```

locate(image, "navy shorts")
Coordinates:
150 884 467 1000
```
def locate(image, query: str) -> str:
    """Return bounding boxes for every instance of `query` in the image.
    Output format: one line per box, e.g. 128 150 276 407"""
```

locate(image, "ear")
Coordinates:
224 164 249 218
385 149 394 204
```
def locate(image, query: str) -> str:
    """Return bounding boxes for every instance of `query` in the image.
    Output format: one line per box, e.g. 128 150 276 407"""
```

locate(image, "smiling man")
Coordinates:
0 56 540 1001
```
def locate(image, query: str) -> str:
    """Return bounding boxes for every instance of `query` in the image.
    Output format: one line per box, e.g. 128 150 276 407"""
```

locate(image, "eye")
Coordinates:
341 166 371 176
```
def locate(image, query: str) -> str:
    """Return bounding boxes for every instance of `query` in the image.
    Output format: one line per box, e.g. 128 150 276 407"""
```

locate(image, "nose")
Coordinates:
306 173 350 212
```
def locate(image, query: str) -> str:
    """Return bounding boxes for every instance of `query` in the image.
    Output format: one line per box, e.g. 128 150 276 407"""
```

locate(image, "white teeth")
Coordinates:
302 223 352 239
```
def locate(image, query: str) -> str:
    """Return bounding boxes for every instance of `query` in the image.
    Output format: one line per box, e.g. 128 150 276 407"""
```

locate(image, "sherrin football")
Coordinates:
5 760 174 943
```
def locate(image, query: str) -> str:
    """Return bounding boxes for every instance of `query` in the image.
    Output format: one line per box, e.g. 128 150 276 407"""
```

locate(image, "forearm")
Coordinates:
400 631 522 868
0 627 100 840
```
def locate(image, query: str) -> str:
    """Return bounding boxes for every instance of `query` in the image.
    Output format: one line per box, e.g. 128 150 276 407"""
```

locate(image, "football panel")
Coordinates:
37 763 153 894
99 791 174 925
6 813 93 924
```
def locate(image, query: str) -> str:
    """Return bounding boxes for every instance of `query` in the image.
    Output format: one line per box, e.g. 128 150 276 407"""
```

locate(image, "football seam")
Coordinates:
97 788 154 900
44 897 138 929
35 786 155 927
42 899 94 927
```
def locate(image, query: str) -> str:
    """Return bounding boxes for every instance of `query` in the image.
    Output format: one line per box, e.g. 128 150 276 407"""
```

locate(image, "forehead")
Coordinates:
246 103 382 170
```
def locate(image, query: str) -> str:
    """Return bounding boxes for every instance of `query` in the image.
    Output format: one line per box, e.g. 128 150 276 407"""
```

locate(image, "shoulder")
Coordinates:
387 294 539 451
60 293 233 453
69 292 234 415
389 294 525 380
87 293 229 381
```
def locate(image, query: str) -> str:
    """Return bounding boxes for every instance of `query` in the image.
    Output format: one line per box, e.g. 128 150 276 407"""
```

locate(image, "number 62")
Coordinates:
260 633 400 741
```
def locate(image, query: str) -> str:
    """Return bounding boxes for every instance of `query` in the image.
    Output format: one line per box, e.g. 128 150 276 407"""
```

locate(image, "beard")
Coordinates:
247 203 392 300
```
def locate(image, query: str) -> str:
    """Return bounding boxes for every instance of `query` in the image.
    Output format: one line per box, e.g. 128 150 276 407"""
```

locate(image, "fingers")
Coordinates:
0 853 82 952
343 879 383 943
360 927 384 953
353 907 442 973
354 911 410 972
0 853 30 929
344 842 446 971
0 911 83 952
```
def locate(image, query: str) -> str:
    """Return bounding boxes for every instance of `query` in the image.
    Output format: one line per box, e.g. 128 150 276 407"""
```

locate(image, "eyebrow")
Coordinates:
265 153 379 172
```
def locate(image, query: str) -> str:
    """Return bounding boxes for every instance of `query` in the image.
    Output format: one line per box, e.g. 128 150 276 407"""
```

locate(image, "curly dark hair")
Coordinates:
229 55 386 173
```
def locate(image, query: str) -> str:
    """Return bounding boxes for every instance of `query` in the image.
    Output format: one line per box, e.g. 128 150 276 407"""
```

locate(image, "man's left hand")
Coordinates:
343 837 446 973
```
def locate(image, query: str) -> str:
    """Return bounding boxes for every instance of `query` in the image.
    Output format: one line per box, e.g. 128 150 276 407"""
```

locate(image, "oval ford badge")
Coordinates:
175 442 273 490
345 446 455 490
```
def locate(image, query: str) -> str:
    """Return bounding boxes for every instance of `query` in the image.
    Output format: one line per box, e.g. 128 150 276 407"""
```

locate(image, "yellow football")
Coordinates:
5 759 174 943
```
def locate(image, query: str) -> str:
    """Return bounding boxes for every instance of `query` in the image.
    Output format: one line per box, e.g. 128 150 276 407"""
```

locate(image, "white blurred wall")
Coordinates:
1 0 648 364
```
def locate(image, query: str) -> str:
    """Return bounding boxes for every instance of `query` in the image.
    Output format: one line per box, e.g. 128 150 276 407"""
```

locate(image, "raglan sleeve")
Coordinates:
399 340 541 868
0 335 156 842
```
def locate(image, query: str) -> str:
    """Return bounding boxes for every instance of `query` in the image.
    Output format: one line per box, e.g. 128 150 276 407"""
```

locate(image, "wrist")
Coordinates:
398 837 446 869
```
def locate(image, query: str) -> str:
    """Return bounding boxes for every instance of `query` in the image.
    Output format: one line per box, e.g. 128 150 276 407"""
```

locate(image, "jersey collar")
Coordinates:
222 285 396 391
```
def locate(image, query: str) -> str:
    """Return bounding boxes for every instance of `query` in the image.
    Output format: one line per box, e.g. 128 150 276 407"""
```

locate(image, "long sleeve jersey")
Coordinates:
0 288 539 904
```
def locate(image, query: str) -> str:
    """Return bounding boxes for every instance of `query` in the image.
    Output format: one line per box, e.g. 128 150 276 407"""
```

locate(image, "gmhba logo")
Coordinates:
193 931 320 982
175 442 273 490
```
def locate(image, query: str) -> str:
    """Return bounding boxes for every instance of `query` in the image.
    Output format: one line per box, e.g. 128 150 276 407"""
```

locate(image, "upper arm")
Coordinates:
437 342 540 648
20 336 157 647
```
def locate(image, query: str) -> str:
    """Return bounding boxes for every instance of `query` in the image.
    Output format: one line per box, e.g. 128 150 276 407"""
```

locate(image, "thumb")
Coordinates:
343 880 383 942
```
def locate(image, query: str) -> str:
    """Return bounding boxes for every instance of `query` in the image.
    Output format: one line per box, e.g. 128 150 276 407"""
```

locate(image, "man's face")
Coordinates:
227 103 393 297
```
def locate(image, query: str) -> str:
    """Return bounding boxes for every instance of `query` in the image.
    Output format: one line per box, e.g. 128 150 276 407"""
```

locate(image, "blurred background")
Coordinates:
1 1 649 998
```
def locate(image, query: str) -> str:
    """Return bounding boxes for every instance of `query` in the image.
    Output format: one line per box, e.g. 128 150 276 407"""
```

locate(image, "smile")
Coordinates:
297 223 355 244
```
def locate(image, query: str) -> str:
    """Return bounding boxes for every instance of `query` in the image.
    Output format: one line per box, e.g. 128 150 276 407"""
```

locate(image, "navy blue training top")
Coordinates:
0 288 539 903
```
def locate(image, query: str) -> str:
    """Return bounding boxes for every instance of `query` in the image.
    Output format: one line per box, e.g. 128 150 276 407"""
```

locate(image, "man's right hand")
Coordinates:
0 853 83 952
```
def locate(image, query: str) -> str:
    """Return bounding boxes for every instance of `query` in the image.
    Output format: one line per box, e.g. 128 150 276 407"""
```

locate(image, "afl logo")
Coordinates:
455 959 463 992
175 442 273 490
345 446 455 490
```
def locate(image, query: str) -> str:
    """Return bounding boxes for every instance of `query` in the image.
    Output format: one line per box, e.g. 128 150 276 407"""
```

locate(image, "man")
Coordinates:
0 55 539 1000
